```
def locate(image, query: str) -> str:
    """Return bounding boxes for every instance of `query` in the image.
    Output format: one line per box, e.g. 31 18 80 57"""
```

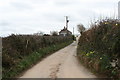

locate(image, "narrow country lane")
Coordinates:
20 41 96 78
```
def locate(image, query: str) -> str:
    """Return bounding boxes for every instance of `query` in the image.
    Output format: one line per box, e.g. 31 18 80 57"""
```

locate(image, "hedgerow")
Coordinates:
77 19 120 78
2 34 73 78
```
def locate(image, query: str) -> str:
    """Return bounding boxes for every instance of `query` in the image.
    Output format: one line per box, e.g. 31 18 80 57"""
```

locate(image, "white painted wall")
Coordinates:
60 33 67 36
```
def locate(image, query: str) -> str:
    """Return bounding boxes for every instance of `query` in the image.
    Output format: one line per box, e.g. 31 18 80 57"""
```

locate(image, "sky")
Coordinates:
0 0 120 36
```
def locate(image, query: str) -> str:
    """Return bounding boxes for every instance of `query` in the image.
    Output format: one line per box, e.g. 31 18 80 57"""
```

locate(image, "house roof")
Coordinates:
59 27 72 33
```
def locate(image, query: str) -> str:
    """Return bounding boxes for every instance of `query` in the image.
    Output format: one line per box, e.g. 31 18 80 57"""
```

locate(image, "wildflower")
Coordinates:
115 23 118 26
100 57 102 59
90 51 94 54
105 22 108 24
86 53 89 56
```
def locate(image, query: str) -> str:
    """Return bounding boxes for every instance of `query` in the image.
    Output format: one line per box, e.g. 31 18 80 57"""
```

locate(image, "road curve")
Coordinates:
20 41 96 78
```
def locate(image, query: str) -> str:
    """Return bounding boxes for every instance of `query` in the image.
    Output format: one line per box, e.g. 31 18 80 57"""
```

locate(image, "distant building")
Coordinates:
59 27 72 36
59 16 72 36
118 1 120 19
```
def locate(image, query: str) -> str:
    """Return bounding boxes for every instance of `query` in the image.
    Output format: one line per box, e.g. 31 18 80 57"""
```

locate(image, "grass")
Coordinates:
2 40 73 79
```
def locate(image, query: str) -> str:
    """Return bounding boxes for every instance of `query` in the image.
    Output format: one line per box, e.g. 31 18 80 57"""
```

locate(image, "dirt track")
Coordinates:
20 41 96 78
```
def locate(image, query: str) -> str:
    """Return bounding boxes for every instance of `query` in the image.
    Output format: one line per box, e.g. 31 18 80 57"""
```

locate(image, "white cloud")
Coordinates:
0 0 120 36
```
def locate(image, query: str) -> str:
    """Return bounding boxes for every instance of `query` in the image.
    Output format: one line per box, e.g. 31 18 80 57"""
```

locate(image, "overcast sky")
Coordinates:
0 0 119 36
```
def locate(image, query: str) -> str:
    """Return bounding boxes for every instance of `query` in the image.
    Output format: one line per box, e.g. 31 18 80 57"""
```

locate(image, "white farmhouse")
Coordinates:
59 27 72 37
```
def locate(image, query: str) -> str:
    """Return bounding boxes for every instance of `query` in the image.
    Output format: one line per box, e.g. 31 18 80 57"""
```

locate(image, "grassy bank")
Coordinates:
77 19 120 78
3 40 73 78
2 34 73 78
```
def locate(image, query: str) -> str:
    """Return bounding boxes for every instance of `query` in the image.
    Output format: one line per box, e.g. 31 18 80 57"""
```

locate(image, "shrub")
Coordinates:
77 19 120 78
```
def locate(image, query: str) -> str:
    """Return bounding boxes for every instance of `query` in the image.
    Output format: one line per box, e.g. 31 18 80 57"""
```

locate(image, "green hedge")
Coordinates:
2 34 73 78
77 19 120 78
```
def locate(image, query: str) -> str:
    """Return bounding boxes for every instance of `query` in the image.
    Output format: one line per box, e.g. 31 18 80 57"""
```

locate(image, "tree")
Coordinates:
51 31 58 36
34 31 44 36
77 24 86 35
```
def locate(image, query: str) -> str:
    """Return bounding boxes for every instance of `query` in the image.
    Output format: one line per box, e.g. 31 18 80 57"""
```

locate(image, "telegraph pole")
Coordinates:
118 1 120 19
73 27 74 35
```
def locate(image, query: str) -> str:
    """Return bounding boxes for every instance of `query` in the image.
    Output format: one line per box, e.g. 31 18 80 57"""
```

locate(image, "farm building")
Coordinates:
59 26 72 36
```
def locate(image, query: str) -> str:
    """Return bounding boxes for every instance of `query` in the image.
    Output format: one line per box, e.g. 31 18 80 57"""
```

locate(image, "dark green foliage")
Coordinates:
2 34 73 78
77 19 120 78
51 31 58 36
72 35 76 41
